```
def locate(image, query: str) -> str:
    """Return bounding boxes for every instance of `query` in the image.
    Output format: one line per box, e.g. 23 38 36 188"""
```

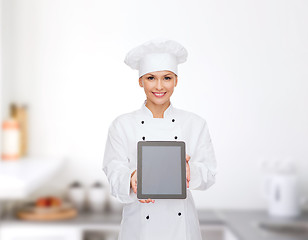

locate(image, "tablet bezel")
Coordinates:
137 141 186 199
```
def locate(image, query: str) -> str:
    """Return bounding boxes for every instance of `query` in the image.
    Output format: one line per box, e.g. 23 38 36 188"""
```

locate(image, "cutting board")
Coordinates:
17 203 77 221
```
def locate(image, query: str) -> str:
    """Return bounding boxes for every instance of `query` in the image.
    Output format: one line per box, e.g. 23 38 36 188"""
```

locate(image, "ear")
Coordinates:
139 77 143 87
175 76 178 87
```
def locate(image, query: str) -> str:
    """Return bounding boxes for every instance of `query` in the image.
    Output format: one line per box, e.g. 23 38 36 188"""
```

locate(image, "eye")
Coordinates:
147 76 154 80
164 76 171 80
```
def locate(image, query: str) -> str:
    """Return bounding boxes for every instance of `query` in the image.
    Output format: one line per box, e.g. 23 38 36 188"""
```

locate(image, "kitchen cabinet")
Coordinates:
0 211 121 240
83 231 118 240
0 225 119 240
0 225 81 240
200 224 239 240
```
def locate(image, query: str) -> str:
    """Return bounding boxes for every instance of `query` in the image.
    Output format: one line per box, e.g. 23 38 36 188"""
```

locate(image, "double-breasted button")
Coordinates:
178 212 181 216
174 136 178 140
141 121 144 124
142 136 145 140
146 215 150 219
172 119 175 122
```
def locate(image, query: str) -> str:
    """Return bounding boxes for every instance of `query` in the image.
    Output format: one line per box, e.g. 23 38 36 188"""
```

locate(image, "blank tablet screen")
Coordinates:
137 141 186 199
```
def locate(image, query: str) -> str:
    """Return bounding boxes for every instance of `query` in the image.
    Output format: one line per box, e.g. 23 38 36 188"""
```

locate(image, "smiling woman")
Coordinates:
103 39 217 240
139 70 177 118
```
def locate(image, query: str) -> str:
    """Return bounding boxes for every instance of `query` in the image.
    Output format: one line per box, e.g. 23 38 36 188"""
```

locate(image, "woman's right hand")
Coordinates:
130 169 155 203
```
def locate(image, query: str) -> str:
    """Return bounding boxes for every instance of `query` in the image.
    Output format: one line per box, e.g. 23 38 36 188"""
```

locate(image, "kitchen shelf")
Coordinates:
0 157 64 199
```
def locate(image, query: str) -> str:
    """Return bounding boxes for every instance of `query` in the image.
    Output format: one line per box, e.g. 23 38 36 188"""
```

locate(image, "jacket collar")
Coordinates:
141 99 174 119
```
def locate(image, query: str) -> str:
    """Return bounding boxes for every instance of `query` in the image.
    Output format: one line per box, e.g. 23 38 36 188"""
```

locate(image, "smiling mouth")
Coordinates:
152 92 166 97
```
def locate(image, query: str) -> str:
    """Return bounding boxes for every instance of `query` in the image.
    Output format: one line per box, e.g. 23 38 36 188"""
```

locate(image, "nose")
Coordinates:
156 79 163 90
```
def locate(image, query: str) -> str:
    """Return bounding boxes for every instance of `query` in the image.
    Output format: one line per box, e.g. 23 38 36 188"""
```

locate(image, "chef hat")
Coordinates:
124 38 188 77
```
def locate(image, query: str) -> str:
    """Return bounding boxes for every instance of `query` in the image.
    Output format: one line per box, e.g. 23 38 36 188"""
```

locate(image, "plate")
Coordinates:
20 201 73 214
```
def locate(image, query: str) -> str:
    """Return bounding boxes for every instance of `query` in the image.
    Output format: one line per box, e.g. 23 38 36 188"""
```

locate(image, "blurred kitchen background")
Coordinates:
0 0 308 240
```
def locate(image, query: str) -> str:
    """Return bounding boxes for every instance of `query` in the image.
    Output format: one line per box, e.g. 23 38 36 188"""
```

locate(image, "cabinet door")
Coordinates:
0 225 81 240
200 224 239 240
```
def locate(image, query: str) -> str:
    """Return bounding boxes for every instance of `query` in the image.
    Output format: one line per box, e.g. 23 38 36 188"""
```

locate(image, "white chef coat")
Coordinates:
103 100 217 240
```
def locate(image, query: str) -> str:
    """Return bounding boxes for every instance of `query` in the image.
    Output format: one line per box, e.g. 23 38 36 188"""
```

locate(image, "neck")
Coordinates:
145 99 171 118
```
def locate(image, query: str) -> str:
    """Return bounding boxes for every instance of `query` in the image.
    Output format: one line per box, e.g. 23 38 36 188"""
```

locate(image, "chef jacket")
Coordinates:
103 100 217 240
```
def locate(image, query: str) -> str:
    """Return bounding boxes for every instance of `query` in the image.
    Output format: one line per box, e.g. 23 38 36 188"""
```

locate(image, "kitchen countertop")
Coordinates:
1 209 308 240
202 210 308 240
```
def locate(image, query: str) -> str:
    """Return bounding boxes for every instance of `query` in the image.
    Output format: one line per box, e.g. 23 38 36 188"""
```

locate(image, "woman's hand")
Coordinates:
130 154 191 202
130 169 155 203
186 154 191 188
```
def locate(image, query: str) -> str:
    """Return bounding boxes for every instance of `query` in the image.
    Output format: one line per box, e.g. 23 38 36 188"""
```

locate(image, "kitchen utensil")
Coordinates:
68 181 85 211
1 118 20 160
88 181 107 213
264 173 306 217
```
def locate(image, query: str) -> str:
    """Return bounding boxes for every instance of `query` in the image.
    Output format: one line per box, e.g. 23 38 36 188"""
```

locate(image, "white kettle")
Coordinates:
264 173 304 217
264 159 306 218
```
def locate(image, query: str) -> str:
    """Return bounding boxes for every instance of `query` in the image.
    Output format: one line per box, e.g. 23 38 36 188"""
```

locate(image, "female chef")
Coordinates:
103 39 217 240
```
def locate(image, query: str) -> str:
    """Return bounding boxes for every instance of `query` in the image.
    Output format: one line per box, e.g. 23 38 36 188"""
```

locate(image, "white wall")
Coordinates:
2 0 308 210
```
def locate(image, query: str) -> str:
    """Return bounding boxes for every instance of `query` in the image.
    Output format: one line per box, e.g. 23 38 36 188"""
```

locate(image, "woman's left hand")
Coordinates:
186 154 190 188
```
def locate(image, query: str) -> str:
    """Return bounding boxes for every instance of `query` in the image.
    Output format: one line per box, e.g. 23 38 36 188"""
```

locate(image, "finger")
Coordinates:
188 163 190 181
186 154 190 162
139 198 155 203
134 180 137 193
186 162 190 181
133 182 136 192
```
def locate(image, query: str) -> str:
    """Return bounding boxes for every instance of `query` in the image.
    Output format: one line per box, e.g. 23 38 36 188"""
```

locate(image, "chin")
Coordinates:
149 98 169 106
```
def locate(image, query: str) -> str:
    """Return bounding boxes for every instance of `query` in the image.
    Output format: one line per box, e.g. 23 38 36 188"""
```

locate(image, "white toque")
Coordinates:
124 38 188 77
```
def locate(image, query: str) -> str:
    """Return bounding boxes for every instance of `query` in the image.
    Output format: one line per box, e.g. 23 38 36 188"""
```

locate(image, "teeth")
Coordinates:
154 92 165 96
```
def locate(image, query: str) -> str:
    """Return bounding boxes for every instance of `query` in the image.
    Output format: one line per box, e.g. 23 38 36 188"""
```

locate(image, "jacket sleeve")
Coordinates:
189 120 217 191
102 121 136 204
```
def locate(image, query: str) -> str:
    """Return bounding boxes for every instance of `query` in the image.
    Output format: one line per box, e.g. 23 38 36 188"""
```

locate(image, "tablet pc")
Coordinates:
137 141 186 199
